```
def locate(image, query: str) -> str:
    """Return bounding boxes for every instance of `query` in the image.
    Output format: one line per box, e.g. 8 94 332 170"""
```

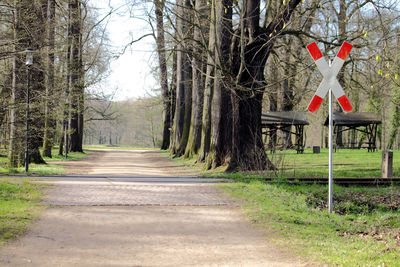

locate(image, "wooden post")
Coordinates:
313 146 321 154
382 150 393 178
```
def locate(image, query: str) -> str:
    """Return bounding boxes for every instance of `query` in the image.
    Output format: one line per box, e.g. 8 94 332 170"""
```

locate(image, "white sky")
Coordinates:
91 0 157 101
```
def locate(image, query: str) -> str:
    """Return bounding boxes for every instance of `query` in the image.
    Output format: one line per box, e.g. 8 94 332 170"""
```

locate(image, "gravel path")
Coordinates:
0 149 311 266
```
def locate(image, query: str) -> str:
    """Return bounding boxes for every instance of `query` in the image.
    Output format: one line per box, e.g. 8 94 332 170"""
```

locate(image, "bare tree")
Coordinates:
42 0 56 157
184 0 209 158
154 0 172 150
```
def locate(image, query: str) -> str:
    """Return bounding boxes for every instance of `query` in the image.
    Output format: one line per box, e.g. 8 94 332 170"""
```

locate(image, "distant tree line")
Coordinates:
84 97 163 148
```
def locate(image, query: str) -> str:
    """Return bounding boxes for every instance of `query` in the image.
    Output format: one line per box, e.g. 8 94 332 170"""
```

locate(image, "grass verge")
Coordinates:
222 180 400 266
159 150 207 174
200 149 400 179
0 149 91 176
0 179 46 246
157 149 400 264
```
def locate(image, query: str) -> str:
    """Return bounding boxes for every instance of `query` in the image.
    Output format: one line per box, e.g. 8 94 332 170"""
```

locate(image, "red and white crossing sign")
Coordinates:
307 42 353 113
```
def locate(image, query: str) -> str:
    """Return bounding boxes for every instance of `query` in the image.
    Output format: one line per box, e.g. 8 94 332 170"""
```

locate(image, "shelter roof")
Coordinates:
324 112 381 126
262 111 309 126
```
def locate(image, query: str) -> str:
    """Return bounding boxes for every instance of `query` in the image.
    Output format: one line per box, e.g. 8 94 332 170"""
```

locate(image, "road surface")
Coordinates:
0 149 311 266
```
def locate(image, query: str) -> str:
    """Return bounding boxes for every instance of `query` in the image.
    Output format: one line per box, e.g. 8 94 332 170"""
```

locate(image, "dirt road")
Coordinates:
52 149 199 177
0 149 310 266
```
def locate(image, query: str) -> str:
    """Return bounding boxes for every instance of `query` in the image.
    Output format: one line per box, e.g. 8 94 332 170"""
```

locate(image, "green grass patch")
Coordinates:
160 150 205 173
198 149 400 179
160 150 196 166
43 148 92 162
0 149 91 176
268 148 400 178
222 181 400 266
0 179 46 246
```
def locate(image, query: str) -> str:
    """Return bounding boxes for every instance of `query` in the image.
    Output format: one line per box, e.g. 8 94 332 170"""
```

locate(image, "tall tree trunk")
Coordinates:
155 0 171 150
69 0 83 152
171 0 186 154
43 0 56 157
197 0 216 162
63 0 73 155
205 0 232 168
228 0 301 171
184 0 209 158
8 0 26 167
29 0 47 164
168 44 177 150
8 0 46 167
77 34 84 150
172 0 192 156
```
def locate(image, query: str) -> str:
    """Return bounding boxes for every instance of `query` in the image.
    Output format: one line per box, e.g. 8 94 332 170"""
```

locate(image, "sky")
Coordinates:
91 0 157 101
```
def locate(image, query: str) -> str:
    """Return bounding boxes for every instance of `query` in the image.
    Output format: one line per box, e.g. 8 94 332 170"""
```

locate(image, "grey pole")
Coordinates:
25 65 31 173
328 59 333 213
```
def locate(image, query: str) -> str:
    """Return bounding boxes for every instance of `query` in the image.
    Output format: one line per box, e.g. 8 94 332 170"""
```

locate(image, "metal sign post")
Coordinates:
328 71 333 213
306 42 353 213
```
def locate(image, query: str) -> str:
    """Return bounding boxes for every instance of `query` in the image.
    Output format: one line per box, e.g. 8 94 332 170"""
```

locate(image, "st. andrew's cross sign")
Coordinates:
306 41 353 213
307 41 353 113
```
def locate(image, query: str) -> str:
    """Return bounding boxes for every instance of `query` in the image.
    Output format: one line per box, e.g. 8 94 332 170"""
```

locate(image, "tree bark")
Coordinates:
184 0 209 158
8 0 47 167
43 0 56 157
8 0 26 167
205 0 232 168
172 0 192 156
154 0 171 150
29 0 47 164
69 0 83 152
169 46 177 152
227 0 301 171
197 0 216 162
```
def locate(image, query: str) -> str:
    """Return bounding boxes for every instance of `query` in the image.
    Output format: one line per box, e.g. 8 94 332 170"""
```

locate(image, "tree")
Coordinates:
184 0 209 158
154 0 172 150
42 0 56 157
197 0 216 163
205 0 232 169
171 0 192 156
227 0 302 171
68 0 84 152
8 0 46 168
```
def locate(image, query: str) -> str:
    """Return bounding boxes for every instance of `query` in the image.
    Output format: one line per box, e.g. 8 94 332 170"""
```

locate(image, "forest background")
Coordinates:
0 0 399 172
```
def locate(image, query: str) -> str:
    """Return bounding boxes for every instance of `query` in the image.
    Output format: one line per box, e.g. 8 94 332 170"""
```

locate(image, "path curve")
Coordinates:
0 149 312 266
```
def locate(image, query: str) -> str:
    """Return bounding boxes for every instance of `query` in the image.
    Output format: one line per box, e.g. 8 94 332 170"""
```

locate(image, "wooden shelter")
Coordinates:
324 112 381 152
262 111 309 153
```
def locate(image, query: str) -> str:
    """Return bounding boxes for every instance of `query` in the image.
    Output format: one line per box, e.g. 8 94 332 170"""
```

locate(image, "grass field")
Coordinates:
268 148 400 178
199 148 400 178
0 149 91 176
0 179 45 246
222 181 400 266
